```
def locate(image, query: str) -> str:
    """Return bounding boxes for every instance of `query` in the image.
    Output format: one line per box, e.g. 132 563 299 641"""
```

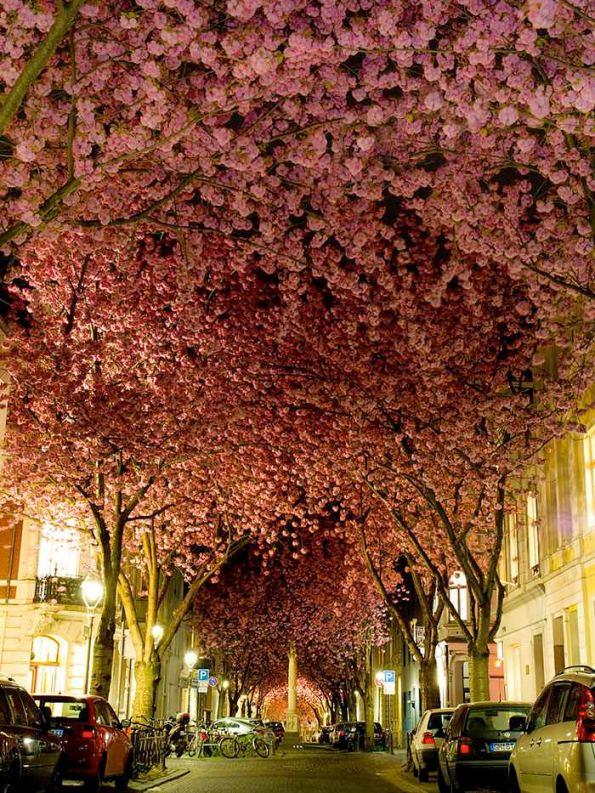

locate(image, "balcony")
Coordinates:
33 575 85 606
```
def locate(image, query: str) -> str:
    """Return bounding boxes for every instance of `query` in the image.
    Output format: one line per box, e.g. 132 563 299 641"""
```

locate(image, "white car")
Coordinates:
510 665 595 793
213 717 275 743
410 708 455 782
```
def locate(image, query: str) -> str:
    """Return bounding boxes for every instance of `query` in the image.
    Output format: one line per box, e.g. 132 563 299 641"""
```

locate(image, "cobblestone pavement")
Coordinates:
145 747 437 793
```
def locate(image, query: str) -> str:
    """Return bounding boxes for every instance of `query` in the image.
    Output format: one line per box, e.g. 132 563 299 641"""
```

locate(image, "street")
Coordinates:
146 749 436 793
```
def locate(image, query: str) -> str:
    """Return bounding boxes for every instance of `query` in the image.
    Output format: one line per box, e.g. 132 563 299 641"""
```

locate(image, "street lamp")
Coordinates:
218 679 229 718
81 575 104 694
184 649 198 671
151 624 164 648
184 650 199 724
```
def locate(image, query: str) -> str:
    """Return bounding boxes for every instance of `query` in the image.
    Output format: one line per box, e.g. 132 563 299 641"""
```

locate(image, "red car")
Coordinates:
34 694 133 792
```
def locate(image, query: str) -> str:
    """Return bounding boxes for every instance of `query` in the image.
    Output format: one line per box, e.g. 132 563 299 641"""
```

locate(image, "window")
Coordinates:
506 514 519 585
449 572 468 621
585 430 595 531
568 607 580 665
37 522 80 578
565 685 583 722
533 633 545 694
0 691 12 725
5 689 26 726
30 636 61 694
94 701 111 726
553 616 565 674
527 495 540 575
19 691 42 727
527 688 550 732
545 684 570 726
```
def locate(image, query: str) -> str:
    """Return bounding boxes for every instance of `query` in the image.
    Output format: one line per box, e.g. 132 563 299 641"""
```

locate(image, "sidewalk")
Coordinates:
128 767 191 792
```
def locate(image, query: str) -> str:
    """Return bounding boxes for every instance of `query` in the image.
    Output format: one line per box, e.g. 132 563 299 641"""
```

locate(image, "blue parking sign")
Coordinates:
198 668 210 682
384 670 395 684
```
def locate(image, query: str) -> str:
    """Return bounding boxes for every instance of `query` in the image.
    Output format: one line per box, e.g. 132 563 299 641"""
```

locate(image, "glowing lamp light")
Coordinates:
151 624 164 647
184 649 199 670
222 680 229 690
81 576 104 611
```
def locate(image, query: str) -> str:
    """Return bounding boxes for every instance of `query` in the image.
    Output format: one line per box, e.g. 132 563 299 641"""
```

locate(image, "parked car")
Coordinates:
330 721 385 751
265 721 285 741
509 664 595 793
213 716 273 742
0 678 62 792
318 724 334 744
438 701 531 793
330 722 348 748
35 694 132 792
410 708 455 782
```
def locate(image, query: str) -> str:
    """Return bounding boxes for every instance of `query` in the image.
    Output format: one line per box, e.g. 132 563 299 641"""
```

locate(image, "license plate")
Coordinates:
489 741 514 752
50 729 63 737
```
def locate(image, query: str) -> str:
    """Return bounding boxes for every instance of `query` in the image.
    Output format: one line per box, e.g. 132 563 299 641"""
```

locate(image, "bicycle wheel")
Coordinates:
253 738 270 759
219 736 239 758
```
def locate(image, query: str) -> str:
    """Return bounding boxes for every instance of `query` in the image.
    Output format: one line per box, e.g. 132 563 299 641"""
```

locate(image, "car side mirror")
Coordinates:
120 719 131 729
509 716 527 732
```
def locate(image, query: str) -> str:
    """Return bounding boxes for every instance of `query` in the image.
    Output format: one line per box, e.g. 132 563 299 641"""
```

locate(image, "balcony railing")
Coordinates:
33 575 85 606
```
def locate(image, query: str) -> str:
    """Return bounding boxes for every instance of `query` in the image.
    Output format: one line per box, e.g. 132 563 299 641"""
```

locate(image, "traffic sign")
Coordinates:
208 676 218 687
198 685 208 693
383 682 396 695
197 668 210 682
383 670 396 684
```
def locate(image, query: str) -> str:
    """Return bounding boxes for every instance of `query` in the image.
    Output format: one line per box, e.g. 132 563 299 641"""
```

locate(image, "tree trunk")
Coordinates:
132 657 161 720
89 578 116 698
468 648 491 702
419 658 441 711
363 686 375 751
346 690 356 721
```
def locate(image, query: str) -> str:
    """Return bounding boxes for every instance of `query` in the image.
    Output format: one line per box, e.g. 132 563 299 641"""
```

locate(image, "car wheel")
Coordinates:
509 766 521 793
1 763 20 793
437 765 448 793
84 756 106 793
556 779 569 793
45 766 63 793
114 752 133 792
419 765 429 783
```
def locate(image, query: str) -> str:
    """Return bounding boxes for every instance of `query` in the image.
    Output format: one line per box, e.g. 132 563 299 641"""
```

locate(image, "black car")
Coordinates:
0 678 62 792
438 701 531 793
318 725 334 744
341 721 386 751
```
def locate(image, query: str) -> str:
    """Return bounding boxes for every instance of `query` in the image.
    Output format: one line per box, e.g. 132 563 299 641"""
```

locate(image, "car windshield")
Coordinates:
36 699 88 721
464 707 530 739
428 712 453 732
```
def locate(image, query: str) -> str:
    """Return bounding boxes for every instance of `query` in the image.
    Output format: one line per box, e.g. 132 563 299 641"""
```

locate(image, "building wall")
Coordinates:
497 428 595 703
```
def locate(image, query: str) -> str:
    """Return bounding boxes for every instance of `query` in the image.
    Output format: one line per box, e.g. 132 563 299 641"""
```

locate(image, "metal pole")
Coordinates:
84 612 94 694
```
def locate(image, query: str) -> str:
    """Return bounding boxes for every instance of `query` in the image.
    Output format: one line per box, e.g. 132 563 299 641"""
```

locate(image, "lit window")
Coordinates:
449 572 469 621
585 431 595 531
30 636 63 694
37 523 80 578
506 514 519 585
527 496 540 575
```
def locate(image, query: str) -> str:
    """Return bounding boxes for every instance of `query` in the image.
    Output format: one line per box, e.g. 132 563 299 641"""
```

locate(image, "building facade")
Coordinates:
497 428 595 701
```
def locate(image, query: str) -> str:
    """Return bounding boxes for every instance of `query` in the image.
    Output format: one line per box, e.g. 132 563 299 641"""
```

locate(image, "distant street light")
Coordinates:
151 624 164 648
184 649 198 670
185 650 200 724
218 679 230 718
81 576 104 694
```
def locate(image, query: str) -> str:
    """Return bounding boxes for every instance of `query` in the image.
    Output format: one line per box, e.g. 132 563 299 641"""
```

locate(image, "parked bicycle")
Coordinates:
235 730 271 759
189 723 238 759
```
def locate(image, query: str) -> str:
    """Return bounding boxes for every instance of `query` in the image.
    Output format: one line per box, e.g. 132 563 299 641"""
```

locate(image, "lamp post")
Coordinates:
184 650 199 723
218 679 229 718
151 624 164 649
81 576 104 694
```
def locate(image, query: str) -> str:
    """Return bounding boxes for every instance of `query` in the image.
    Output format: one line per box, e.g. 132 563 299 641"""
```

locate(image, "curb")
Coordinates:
128 769 191 791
